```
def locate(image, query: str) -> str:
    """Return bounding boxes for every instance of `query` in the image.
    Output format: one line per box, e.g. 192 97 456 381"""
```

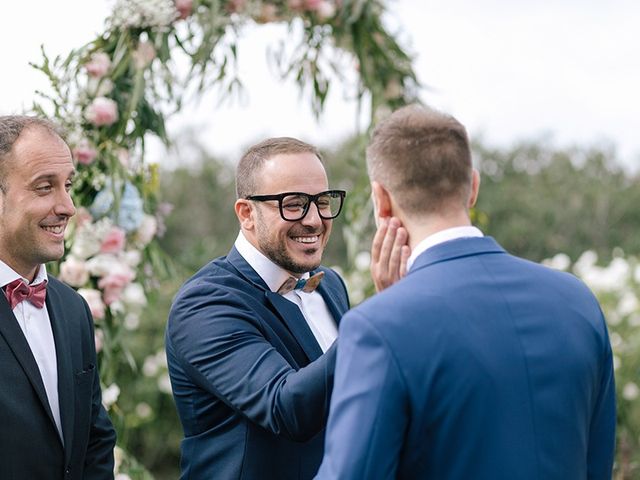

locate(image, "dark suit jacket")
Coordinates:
317 236 616 480
0 275 116 480
166 247 349 479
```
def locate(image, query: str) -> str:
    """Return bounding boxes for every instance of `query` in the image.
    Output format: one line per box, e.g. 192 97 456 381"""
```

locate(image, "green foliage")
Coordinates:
475 140 640 263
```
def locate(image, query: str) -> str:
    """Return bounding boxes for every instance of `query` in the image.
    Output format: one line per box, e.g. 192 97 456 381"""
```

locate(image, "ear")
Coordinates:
371 181 393 219
467 168 480 208
235 199 255 231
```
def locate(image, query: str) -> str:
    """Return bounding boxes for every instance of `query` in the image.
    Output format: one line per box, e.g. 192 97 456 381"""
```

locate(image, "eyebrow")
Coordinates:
31 171 76 184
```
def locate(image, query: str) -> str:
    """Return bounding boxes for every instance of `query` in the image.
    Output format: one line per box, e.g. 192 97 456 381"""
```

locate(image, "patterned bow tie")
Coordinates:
3 279 47 310
277 271 324 295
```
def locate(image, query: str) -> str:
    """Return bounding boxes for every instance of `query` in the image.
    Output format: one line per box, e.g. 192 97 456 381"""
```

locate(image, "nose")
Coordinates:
54 189 76 218
301 201 323 227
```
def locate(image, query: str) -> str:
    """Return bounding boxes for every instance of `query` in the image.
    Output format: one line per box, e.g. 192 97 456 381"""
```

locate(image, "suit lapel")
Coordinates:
0 288 58 434
227 247 324 362
46 281 74 460
316 271 347 327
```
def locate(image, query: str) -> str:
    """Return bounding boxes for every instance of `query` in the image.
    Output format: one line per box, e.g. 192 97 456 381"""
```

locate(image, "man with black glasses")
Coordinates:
166 137 404 479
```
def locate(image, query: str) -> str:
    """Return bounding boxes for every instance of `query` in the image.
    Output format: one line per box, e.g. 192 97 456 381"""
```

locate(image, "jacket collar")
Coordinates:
409 236 506 274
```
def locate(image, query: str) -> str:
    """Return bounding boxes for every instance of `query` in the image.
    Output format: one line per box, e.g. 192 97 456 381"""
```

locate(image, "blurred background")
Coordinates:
2 1 640 478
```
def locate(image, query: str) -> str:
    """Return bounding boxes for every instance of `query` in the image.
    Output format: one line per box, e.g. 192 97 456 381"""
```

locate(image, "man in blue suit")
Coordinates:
166 137 351 479
316 105 616 479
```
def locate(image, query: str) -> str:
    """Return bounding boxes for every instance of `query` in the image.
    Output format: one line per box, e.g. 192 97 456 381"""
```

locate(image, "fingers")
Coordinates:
370 217 411 292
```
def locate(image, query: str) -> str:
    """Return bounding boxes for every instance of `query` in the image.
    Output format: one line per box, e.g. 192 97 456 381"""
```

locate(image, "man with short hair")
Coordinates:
168 137 391 479
0 115 116 479
316 105 616 479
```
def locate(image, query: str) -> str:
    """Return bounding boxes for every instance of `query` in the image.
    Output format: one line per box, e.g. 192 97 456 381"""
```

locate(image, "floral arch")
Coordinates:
32 0 417 476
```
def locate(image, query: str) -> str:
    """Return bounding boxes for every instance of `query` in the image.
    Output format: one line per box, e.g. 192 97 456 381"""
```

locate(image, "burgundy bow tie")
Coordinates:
3 279 47 310
277 271 324 295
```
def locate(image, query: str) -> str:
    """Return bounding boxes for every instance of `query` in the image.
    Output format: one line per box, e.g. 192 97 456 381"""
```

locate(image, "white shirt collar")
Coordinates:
0 260 48 288
407 226 484 270
234 231 309 293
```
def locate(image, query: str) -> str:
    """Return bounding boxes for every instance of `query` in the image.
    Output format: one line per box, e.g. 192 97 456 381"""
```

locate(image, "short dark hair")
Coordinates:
235 137 322 198
366 104 472 216
0 115 66 192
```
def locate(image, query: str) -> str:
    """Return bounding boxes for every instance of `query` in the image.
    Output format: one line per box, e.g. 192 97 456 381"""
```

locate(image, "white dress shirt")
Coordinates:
407 225 484 271
0 261 63 441
234 232 338 352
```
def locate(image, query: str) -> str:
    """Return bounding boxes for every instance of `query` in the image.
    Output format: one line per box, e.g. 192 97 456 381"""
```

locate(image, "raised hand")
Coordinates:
370 217 411 292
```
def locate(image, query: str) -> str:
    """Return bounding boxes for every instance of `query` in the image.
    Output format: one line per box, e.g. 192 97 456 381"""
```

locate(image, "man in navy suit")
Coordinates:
167 137 355 479
316 105 616 479
0 115 116 479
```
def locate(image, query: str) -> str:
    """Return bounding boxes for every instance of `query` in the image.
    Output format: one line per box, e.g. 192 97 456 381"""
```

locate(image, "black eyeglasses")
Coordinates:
246 190 346 221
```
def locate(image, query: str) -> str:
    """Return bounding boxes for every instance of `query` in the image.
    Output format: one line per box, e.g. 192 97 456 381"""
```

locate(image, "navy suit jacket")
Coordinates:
0 276 116 480
317 236 616 480
166 247 349 479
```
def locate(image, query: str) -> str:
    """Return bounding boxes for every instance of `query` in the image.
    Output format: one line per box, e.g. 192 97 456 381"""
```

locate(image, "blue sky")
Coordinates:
2 0 639 171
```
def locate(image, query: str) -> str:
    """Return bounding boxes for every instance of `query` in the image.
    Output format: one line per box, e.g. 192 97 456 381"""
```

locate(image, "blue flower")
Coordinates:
90 179 145 232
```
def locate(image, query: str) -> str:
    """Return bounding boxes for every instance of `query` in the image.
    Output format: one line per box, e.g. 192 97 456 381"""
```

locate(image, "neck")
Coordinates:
404 210 472 250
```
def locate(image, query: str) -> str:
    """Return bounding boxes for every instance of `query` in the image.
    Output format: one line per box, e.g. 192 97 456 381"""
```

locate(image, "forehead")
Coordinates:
6 126 74 179
257 152 328 193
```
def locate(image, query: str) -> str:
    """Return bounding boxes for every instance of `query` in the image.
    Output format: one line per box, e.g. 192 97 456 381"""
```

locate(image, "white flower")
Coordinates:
102 383 121 409
316 0 336 20
542 253 571 271
135 402 153 419
613 355 621 371
124 313 140 330
123 250 142 267
71 218 113 260
623 382 639 401
143 355 160 377
122 282 147 311
115 474 132 480
109 0 178 29
59 256 90 287
617 291 639 317
157 373 173 394
354 251 371 271
78 288 106 320
609 332 623 349
86 254 135 279
135 214 158 246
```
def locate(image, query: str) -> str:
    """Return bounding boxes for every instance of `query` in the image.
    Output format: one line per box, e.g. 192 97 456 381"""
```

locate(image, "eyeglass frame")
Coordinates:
245 190 347 222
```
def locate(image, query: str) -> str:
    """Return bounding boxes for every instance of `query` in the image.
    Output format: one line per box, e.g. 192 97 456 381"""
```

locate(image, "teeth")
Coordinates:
293 236 319 244
42 225 64 234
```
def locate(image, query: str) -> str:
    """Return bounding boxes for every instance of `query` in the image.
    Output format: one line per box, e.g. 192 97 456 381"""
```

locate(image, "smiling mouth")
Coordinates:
41 225 65 235
292 235 320 244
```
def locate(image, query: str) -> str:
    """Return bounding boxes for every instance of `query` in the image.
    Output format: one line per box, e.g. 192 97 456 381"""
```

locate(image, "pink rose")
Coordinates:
85 97 119 127
288 0 303 10
100 227 127 254
72 139 98 165
78 288 106 320
227 0 246 13
98 272 135 305
316 0 335 19
95 329 104 353
132 41 156 69
59 256 90 287
304 0 322 10
85 52 111 78
175 0 193 19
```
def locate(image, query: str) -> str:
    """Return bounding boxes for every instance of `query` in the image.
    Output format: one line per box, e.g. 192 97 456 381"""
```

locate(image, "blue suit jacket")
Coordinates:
317 237 615 480
0 276 116 480
166 247 349 479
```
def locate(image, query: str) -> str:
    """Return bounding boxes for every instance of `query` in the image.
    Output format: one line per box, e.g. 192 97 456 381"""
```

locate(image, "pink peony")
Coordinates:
227 0 246 13
98 272 135 305
175 0 193 19
100 227 127 254
316 0 335 19
132 41 156 69
85 52 111 78
59 256 90 287
304 0 322 10
288 0 303 10
78 288 106 320
72 139 98 165
85 97 119 127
